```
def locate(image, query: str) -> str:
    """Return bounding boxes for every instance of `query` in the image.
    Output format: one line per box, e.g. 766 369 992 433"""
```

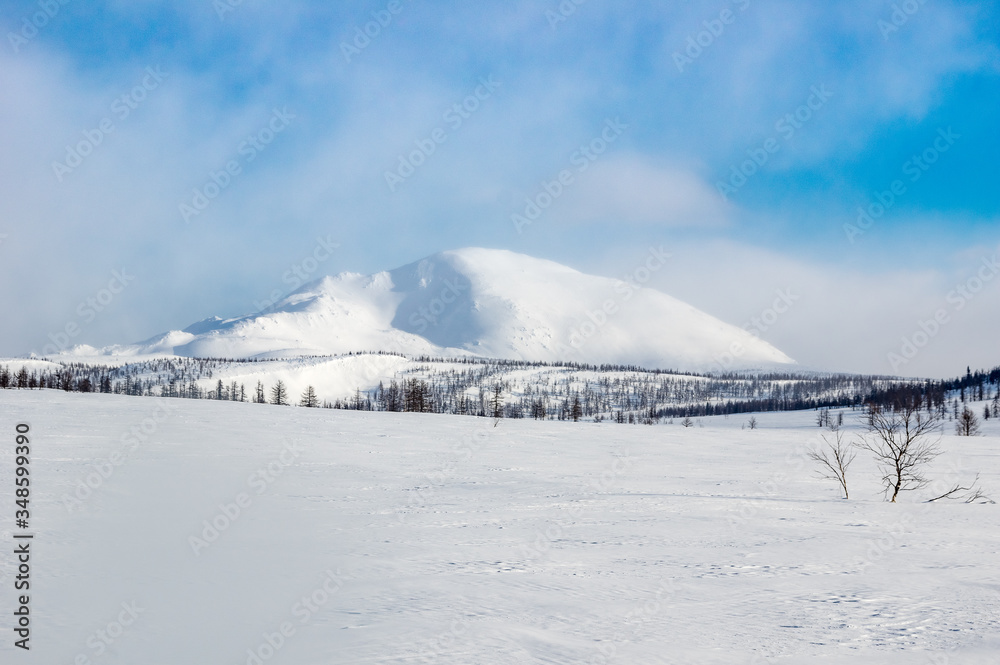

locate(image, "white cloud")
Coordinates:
548 155 730 227
626 238 1000 378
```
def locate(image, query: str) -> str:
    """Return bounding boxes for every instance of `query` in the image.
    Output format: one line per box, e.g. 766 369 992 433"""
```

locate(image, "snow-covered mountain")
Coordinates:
68 248 795 371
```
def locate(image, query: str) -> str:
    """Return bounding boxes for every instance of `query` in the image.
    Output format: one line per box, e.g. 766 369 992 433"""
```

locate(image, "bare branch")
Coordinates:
927 474 995 504
964 488 995 504
927 481 976 503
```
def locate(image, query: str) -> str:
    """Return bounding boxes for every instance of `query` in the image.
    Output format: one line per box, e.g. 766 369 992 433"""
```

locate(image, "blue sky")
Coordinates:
1 0 998 376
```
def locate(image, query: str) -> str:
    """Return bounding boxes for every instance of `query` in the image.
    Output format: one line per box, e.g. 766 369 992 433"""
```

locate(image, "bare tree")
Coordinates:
955 406 981 436
808 430 856 499
747 416 758 430
858 403 941 502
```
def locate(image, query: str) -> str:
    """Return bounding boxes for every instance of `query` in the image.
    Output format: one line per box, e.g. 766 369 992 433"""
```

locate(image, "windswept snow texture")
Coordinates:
1 391 999 664
75 248 795 371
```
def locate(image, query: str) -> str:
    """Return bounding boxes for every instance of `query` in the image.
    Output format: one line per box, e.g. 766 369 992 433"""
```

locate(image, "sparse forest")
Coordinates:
2 355 999 427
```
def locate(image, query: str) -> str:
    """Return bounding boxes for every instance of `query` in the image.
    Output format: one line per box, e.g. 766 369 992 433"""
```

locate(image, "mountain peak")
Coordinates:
75 249 795 371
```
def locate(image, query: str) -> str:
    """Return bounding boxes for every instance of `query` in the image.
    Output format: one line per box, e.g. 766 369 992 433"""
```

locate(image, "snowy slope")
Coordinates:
1 391 998 664
72 248 794 371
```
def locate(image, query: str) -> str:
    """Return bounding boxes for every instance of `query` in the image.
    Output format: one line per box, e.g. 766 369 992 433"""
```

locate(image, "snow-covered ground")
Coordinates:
0 353 902 416
1 390 998 664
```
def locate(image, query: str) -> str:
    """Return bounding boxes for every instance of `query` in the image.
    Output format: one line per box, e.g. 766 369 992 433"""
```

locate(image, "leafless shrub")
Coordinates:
808 430 856 499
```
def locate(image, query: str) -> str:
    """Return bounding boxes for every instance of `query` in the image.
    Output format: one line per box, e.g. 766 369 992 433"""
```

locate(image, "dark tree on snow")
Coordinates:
300 385 319 408
490 384 504 420
270 381 289 406
956 407 981 436
859 403 941 502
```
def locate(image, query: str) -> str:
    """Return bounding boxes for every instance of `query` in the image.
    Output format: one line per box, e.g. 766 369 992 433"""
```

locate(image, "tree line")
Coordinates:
3 356 999 426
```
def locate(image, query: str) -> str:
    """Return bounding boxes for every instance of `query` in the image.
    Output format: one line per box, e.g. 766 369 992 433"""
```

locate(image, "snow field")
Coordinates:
0 390 998 664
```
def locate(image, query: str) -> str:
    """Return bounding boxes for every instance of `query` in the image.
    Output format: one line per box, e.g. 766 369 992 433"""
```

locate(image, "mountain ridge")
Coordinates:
58 248 796 371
